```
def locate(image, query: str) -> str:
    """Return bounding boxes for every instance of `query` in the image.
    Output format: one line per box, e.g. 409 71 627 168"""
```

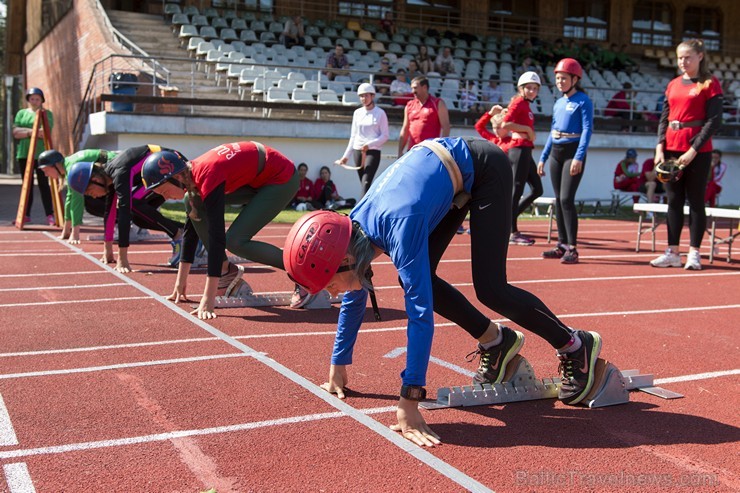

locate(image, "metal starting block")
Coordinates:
214 280 341 309
420 355 683 410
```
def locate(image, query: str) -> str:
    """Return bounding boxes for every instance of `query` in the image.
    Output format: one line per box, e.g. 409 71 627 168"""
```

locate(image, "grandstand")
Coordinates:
4 0 740 204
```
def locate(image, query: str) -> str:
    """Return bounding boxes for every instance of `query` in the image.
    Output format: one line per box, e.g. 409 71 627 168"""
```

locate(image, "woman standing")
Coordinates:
538 58 593 264
650 39 722 270
335 83 389 197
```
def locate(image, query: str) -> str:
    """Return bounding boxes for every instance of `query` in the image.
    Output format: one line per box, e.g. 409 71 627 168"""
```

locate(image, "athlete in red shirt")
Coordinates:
651 39 723 271
398 76 450 156
142 141 301 318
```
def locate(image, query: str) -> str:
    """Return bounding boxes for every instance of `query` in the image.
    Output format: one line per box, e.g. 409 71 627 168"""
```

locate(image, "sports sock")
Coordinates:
481 323 504 349
558 332 582 354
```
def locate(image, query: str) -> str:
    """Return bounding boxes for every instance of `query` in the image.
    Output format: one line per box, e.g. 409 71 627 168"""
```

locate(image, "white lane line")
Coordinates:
0 283 128 293
4 301 740 360
375 271 740 290
0 239 56 243
41 233 493 493
0 354 249 380
0 366 738 463
0 406 394 461
0 252 78 257
0 394 19 445
3 463 35 493
0 297 149 308
654 369 740 385
0 271 105 278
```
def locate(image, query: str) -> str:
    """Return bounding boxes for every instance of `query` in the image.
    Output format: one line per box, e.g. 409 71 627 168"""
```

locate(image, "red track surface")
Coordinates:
0 218 738 492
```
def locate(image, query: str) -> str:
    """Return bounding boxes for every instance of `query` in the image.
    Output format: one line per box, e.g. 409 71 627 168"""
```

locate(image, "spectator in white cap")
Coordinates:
335 83 389 197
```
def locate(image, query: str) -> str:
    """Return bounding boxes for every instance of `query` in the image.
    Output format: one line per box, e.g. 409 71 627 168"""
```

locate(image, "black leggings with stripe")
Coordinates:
664 151 712 248
546 142 585 246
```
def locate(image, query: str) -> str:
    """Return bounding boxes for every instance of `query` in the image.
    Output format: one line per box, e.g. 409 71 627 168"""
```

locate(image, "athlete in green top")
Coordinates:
39 149 119 244
13 88 55 223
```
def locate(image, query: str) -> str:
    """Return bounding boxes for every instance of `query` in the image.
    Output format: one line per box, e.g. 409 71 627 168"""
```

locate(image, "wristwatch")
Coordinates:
400 384 427 401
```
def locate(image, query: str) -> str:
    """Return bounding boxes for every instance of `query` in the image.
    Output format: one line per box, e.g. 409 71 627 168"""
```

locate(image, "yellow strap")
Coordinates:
147 144 162 153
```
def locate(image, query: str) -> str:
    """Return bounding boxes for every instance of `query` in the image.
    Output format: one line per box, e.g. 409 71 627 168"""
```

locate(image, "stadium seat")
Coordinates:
302 80 321 96
260 32 277 44
358 30 373 42
171 13 190 32
231 18 247 30
226 63 251 93
342 91 361 106
238 67 261 99
199 26 218 41
178 24 199 45
211 17 228 29
203 7 218 19
292 87 315 104
164 3 182 16
240 30 258 43
221 28 239 43
264 87 291 116
191 15 208 27
317 89 341 104
186 36 205 57
182 5 199 16
346 20 362 32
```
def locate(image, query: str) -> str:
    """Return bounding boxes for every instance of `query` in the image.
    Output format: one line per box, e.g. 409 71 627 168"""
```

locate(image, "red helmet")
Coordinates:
283 210 353 294
554 58 583 78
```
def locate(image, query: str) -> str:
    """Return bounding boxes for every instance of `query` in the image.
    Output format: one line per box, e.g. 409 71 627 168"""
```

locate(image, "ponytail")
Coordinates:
677 38 712 86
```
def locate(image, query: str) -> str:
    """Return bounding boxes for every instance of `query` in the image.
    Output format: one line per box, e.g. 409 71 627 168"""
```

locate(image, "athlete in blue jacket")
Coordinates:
538 58 594 264
284 137 603 447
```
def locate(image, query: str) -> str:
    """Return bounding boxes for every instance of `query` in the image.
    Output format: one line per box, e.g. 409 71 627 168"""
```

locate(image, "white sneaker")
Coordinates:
684 250 702 271
650 249 681 268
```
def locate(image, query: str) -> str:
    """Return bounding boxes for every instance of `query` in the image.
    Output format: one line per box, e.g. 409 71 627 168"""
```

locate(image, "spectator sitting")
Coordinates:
605 82 638 130
459 79 479 112
600 43 620 71
481 77 503 105
373 57 395 100
617 44 639 73
390 69 413 106
407 59 423 80
418 45 434 74
550 38 566 65
639 158 664 204
324 44 350 81
380 11 396 37
291 162 315 211
312 166 356 210
613 148 641 201
705 149 727 207
281 16 305 48
434 47 456 76
515 56 542 81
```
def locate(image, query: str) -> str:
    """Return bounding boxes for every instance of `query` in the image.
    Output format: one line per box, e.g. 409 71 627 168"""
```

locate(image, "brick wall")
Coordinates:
24 0 127 155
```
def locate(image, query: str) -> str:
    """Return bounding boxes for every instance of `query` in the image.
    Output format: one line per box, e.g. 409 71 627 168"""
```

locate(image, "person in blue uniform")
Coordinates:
537 58 594 264
284 137 604 447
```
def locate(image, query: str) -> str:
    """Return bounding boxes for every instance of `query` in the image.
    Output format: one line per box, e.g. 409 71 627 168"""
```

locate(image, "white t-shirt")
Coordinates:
342 105 390 159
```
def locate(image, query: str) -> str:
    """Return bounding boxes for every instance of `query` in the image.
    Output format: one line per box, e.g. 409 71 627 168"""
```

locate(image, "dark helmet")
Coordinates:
25 87 45 103
626 148 637 159
38 149 65 169
142 151 188 190
67 161 95 194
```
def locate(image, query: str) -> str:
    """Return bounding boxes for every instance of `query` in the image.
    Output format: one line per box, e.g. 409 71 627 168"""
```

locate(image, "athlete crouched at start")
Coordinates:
284 137 604 446
142 141 304 320
38 148 119 245
67 145 186 272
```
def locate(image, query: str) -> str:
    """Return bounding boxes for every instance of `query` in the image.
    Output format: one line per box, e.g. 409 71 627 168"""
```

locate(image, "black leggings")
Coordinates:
131 192 183 239
508 147 542 233
547 142 585 246
664 151 712 248
409 139 574 349
18 158 54 216
353 148 382 197
516 157 543 218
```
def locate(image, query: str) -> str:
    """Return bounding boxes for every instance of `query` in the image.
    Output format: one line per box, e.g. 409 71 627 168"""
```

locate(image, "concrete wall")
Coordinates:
85 112 740 207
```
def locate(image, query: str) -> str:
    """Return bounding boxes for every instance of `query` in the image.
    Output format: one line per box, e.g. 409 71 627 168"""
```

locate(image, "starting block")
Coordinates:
420 355 683 410
214 279 341 309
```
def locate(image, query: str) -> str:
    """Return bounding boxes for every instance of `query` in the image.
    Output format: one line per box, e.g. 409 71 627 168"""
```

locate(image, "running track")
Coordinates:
0 218 738 492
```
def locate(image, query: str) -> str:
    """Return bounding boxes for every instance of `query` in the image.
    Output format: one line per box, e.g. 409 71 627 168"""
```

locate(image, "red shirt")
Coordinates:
664 76 722 153
406 95 442 147
190 142 295 199
503 96 535 148
294 177 313 200
312 178 338 200
474 112 513 153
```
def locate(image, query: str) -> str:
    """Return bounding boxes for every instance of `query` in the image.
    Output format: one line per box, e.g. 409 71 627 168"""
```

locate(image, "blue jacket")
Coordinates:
331 137 474 386
540 91 594 163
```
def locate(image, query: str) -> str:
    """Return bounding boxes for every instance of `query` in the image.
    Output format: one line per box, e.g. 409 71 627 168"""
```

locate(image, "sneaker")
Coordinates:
558 330 602 405
467 325 525 385
466 228 471 235
510 232 535 246
684 250 702 271
456 225 466 235
561 248 579 264
192 241 208 267
217 263 245 292
46 214 55 226
167 239 182 267
650 248 681 268
542 244 566 259
290 283 316 308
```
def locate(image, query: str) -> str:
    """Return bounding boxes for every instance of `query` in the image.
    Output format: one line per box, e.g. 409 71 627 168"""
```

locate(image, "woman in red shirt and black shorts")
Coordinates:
651 39 723 271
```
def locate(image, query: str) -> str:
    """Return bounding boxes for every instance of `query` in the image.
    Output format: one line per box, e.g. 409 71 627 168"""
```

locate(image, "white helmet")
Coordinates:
517 71 541 87
357 83 376 96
